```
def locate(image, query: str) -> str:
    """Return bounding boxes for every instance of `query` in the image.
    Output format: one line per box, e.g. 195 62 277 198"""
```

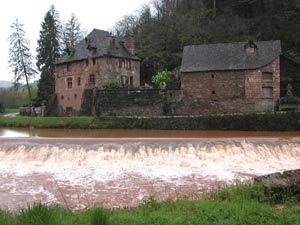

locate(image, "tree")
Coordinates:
113 14 138 36
62 13 83 50
36 5 61 103
8 18 36 107
37 69 55 104
152 70 171 86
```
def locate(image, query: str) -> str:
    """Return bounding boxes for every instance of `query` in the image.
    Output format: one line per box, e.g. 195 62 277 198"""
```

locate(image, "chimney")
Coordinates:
106 33 115 51
124 35 135 55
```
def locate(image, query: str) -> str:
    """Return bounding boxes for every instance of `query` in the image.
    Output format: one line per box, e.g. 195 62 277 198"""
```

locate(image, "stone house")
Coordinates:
180 40 282 113
55 29 140 116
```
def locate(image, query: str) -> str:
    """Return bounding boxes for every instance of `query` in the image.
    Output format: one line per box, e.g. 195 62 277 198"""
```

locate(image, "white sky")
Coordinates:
0 0 150 81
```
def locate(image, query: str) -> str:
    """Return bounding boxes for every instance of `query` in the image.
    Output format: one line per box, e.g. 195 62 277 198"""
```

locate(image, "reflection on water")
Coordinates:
0 129 30 138
0 127 300 138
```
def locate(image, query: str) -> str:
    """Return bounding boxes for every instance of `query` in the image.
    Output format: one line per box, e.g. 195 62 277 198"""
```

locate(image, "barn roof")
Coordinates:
56 29 139 64
181 40 281 73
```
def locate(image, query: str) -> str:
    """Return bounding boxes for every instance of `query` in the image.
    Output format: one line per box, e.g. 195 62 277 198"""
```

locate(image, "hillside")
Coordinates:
0 80 12 88
114 0 300 92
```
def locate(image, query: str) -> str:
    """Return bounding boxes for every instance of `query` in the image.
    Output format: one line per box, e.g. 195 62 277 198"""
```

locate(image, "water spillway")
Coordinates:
0 137 300 211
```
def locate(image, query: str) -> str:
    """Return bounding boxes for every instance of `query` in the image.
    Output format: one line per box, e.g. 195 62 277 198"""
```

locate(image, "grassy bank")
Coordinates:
0 108 18 116
0 184 299 225
0 116 101 129
1 111 300 131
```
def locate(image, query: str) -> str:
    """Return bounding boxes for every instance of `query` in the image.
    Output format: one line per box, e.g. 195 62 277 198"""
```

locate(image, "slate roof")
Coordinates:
180 40 281 73
56 29 140 64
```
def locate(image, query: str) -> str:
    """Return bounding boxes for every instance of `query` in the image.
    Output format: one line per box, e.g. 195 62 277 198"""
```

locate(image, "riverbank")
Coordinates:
1 184 299 225
0 111 300 131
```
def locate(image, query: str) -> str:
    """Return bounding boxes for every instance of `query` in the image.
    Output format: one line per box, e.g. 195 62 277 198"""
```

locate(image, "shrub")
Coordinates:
0 101 4 113
103 79 120 90
45 94 58 116
152 70 171 86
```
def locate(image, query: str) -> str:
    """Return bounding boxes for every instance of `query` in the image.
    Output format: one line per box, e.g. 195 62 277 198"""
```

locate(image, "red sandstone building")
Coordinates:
55 29 140 115
180 40 282 113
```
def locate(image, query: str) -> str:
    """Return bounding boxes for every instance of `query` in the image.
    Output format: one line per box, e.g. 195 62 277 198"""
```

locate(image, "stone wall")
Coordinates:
94 89 173 116
171 98 275 115
89 88 275 117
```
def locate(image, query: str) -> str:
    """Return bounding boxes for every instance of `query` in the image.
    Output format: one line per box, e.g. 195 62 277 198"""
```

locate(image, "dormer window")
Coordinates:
87 44 97 52
244 40 257 55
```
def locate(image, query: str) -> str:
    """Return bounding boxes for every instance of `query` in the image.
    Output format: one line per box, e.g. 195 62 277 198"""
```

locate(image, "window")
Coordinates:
92 58 96 65
211 90 216 95
67 77 72 89
211 74 215 78
126 60 132 70
119 59 122 68
121 75 128 87
262 72 273 81
85 59 89 66
129 76 133 86
77 77 81 86
263 87 273 98
89 74 95 85
67 63 71 72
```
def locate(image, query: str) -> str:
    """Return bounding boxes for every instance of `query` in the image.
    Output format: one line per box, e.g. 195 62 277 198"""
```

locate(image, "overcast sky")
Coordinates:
0 0 149 82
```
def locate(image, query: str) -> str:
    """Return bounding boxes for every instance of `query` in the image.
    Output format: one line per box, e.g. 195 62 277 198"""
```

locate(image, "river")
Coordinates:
0 128 300 211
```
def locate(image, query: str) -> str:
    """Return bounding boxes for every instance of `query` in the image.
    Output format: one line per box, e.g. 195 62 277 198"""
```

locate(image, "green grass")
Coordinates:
0 184 299 225
4 108 19 114
0 108 18 116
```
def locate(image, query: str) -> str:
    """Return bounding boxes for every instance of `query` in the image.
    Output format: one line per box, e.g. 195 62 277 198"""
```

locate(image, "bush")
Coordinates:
103 79 120 90
0 101 4 113
152 70 171 86
45 94 58 116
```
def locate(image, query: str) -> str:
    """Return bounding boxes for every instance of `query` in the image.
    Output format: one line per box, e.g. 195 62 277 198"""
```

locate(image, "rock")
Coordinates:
254 169 300 203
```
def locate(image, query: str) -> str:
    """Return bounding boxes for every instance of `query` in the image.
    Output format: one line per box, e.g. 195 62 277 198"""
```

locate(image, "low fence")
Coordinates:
19 106 46 117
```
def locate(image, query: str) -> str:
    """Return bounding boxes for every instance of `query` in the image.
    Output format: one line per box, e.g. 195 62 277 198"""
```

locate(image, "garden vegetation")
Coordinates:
1 111 300 131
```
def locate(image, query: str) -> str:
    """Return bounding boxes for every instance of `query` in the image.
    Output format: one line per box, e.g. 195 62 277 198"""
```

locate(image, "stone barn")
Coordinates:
180 40 282 114
55 29 140 116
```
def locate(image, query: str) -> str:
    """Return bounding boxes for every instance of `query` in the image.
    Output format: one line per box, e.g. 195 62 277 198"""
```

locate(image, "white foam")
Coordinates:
1 139 300 210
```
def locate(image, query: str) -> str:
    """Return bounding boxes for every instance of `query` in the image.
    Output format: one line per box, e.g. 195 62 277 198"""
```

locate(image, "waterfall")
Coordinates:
0 137 300 211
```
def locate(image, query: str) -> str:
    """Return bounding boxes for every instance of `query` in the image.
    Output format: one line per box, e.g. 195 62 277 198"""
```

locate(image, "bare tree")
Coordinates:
62 13 83 50
8 18 36 107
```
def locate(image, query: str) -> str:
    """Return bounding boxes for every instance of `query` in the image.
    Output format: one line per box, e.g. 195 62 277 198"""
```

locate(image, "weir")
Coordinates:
0 137 300 211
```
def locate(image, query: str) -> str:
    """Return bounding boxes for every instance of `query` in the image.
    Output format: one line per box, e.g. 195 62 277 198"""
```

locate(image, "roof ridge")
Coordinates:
185 40 281 48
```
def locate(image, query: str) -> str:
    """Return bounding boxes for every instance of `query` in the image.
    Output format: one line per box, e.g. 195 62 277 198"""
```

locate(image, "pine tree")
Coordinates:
62 13 83 50
36 5 61 103
8 18 36 107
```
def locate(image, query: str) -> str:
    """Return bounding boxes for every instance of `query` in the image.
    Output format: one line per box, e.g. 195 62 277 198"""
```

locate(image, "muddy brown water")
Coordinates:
0 128 300 211
1 127 300 138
